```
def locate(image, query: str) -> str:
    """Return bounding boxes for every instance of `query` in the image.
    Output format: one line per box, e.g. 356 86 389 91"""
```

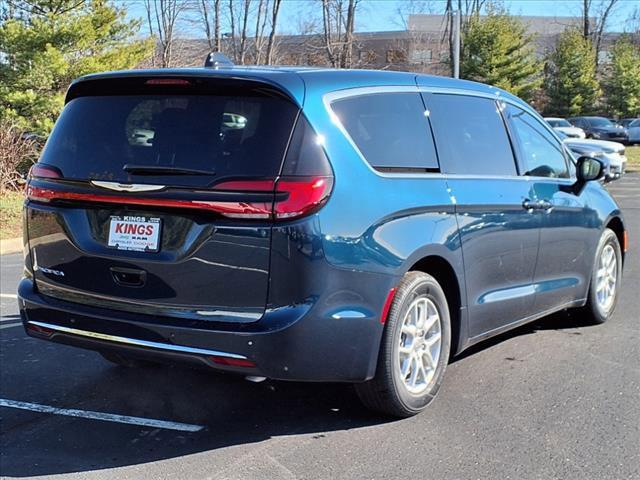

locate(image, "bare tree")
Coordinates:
444 0 486 76
580 0 620 68
265 0 283 65
144 0 188 68
199 0 222 51
321 0 360 68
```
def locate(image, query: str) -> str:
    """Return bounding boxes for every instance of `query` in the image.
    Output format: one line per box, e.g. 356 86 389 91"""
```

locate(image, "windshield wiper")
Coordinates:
123 164 216 176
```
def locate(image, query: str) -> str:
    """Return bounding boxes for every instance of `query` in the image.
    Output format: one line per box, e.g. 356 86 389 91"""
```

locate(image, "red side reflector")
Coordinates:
210 356 256 368
145 79 191 86
26 323 54 337
380 287 398 324
29 164 62 180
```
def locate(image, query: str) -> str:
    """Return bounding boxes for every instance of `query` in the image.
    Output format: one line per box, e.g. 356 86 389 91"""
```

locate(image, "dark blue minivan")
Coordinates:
19 63 626 417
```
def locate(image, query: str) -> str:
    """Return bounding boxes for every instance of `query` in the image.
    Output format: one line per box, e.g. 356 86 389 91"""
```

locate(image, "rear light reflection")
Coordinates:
210 356 256 368
29 164 62 180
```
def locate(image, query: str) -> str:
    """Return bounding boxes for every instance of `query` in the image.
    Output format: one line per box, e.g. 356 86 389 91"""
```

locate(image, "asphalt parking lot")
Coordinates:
1 175 639 480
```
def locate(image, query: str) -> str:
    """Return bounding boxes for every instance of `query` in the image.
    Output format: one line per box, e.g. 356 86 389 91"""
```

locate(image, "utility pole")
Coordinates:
453 9 461 79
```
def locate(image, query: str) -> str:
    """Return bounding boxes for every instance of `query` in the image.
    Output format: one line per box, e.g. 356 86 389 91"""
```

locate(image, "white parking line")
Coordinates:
0 322 22 329
0 399 205 432
0 294 17 299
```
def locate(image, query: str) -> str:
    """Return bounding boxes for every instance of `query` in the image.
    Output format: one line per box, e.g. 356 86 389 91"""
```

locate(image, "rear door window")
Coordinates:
331 92 439 172
425 94 517 176
40 93 299 188
504 105 569 178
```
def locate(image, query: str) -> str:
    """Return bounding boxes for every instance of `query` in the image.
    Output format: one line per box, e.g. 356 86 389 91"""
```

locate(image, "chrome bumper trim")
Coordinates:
26 321 248 360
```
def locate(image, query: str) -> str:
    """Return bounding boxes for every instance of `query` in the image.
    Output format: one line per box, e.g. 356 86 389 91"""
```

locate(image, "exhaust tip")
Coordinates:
245 376 267 383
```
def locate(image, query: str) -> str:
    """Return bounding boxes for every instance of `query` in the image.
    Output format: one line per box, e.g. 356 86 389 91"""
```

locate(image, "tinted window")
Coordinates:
426 94 516 175
331 92 438 171
506 106 569 178
40 94 299 188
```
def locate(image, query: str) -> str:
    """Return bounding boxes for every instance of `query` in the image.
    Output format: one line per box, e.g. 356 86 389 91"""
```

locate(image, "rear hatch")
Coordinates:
24 75 323 323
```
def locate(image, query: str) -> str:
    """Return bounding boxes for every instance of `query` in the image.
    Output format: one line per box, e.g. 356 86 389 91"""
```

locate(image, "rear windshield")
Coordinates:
40 94 299 187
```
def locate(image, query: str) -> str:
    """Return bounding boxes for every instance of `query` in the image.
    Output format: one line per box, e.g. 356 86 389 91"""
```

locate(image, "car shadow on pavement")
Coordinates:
451 308 598 364
0 309 598 477
0 357 393 477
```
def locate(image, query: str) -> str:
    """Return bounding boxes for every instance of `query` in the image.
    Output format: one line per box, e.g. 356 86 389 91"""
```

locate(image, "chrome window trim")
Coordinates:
27 320 248 360
323 85 576 182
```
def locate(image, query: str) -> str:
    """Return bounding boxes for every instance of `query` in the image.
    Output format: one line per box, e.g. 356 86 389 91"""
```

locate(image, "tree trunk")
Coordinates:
265 0 282 65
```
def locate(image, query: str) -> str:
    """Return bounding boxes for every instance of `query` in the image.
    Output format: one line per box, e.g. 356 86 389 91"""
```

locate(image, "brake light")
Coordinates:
213 176 333 220
274 176 333 219
28 164 62 180
145 79 191 86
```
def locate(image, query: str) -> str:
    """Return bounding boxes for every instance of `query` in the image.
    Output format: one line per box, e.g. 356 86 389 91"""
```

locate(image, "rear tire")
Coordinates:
580 228 622 324
355 271 451 417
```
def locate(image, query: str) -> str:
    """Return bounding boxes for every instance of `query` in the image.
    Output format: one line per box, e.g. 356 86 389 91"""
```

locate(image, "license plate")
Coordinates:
108 216 162 252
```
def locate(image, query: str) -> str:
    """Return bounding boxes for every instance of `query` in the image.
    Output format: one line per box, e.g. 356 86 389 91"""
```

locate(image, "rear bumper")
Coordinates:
18 277 388 382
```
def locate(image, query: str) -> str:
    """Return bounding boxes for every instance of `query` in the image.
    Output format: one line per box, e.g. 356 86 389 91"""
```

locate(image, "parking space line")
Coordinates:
0 399 205 432
0 294 18 299
0 322 22 329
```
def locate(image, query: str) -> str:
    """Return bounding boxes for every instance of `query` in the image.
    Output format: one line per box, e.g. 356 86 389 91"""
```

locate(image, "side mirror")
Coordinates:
576 156 605 183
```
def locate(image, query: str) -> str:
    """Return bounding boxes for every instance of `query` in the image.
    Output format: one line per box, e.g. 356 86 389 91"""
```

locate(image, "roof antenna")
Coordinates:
204 52 234 69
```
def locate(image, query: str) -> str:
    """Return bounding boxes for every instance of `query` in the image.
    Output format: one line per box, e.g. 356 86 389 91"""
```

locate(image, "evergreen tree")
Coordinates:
0 0 153 134
544 29 601 116
604 36 640 117
461 7 542 102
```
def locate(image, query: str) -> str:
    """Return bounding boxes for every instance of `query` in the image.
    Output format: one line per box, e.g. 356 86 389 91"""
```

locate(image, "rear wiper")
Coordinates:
123 164 216 176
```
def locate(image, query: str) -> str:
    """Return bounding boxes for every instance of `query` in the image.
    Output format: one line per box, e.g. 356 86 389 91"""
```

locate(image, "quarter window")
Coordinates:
505 106 569 178
426 94 517 176
331 92 439 171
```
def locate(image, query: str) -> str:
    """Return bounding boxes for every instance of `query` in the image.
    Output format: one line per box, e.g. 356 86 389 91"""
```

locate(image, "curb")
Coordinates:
0 237 23 255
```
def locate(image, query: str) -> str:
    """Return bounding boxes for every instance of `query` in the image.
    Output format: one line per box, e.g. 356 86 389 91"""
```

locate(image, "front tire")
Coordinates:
581 228 622 324
356 271 451 417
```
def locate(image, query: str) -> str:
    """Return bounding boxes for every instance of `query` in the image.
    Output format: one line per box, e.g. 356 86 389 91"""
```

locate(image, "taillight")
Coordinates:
28 164 62 180
212 176 333 220
274 176 333 219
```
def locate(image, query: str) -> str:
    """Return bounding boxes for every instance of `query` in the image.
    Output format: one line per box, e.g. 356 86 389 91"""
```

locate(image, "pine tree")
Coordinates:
544 29 601 116
604 36 640 117
461 8 542 102
0 0 154 134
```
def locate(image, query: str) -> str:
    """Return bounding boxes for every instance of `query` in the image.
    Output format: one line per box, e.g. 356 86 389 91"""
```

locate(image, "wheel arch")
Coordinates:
605 215 626 265
408 254 466 356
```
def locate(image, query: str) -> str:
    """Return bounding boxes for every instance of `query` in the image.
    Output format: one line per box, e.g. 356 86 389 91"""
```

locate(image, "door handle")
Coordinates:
110 267 146 287
538 199 553 211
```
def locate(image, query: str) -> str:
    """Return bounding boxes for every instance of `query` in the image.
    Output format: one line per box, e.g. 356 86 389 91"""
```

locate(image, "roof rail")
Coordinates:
204 52 234 69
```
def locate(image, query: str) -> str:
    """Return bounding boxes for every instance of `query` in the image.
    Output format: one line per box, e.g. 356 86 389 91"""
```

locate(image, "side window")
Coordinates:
426 94 517 176
331 92 439 171
505 105 569 178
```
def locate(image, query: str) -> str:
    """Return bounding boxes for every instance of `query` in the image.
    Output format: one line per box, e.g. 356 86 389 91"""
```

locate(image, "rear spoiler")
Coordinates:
65 70 304 106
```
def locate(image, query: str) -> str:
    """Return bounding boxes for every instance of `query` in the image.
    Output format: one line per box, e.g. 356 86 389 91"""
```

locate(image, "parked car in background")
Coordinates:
557 131 627 180
545 117 586 138
618 118 638 129
568 116 629 144
19 63 626 418
627 119 640 145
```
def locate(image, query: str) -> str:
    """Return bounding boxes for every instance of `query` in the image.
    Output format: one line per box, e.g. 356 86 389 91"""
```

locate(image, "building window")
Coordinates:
410 48 432 64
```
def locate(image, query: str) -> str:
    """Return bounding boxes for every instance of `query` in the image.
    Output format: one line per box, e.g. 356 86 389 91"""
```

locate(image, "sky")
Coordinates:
122 0 640 36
